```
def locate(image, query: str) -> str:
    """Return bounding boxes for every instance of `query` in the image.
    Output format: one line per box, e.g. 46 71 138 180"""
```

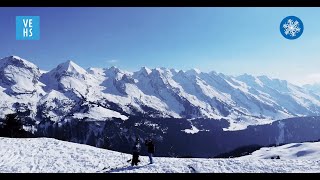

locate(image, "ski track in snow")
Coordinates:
1 138 320 173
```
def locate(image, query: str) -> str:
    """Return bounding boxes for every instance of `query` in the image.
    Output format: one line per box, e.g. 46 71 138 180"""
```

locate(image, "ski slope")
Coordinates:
1 138 320 173
240 141 320 160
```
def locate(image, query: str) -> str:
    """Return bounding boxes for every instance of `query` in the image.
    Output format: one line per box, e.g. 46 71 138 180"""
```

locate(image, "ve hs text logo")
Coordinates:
16 16 40 40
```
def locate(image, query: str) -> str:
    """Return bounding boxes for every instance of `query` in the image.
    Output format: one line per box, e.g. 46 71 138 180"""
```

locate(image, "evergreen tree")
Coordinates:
3 114 23 138
0 113 33 138
63 122 71 141
87 131 96 147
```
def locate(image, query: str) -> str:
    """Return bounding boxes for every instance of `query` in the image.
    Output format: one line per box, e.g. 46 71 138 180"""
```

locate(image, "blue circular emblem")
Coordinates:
280 16 304 40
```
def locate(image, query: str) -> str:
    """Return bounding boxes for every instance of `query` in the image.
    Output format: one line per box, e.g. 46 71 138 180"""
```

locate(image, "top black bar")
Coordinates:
1 0 320 7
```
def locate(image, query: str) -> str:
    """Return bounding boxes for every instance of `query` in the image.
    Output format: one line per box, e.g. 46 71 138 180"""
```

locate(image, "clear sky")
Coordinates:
0 7 320 85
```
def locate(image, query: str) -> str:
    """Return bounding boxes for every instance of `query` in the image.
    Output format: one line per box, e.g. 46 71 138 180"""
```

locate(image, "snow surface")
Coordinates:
1 138 320 173
73 105 128 121
240 141 320 160
182 125 200 134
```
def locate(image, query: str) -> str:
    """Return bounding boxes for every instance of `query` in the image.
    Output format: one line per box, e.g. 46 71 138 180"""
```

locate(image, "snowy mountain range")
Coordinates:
304 83 320 96
1 55 320 130
3 55 320 157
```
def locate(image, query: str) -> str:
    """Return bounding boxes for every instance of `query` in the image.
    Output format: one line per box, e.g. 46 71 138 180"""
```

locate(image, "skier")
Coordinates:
145 138 155 164
131 137 141 166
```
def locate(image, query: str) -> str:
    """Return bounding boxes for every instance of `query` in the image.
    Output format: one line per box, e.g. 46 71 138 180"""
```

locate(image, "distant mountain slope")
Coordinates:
240 141 320 160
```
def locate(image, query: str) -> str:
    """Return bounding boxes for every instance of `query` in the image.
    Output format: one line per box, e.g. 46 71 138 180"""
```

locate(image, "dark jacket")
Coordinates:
131 142 141 166
145 140 155 154
132 142 141 153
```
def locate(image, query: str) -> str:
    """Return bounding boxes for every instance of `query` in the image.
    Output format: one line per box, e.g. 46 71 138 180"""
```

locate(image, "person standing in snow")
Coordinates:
131 137 141 166
145 138 155 164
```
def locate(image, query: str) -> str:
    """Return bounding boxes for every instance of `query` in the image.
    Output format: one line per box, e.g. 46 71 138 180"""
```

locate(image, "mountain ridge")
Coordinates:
1 55 320 130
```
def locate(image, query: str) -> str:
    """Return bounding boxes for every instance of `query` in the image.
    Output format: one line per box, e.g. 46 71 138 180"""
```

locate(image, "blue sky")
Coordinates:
0 7 320 85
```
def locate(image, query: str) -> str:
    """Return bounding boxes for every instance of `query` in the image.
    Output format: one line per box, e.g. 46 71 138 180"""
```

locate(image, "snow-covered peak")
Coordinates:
0 55 39 71
0 55 41 84
177 70 185 75
108 66 120 72
41 60 89 85
257 75 289 92
40 60 94 95
257 75 286 85
105 66 122 75
169 68 178 75
236 74 287 89
185 68 201 76
104 66 127 80
151 67 175 78
304 83 320 95
153 67 165 74
10 55 21 59
236 74 264 88
139 66 152 75
54 60 87 75
0 55 43 97
209 71 218 76
133 67 152 79
237 73 255 81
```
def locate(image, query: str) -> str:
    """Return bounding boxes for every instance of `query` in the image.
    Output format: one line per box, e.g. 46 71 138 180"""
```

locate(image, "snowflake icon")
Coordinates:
283 19 300 37
280 16 304 40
